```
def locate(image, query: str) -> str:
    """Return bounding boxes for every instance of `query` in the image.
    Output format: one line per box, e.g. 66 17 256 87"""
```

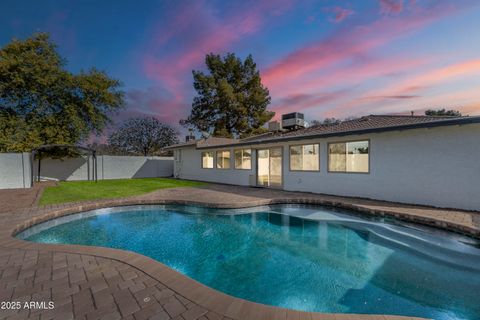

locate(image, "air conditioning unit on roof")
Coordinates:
268 121 282 132
282 112 305 130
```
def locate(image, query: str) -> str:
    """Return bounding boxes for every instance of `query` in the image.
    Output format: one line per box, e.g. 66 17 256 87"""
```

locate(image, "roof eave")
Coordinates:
163 143 196 150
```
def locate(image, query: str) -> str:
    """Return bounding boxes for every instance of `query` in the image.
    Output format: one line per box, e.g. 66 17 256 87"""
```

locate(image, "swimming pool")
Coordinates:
17 204 480 319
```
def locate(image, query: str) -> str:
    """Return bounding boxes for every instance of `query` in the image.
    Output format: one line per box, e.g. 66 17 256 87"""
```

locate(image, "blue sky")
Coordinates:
1 0 480 136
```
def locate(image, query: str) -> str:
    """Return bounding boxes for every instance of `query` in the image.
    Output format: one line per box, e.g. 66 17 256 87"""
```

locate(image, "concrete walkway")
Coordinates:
1 182 478 320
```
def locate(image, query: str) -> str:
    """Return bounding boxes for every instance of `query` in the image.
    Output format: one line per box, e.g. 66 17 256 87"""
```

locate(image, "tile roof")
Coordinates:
165 136 237 149
165 114 479 150
196 137 238 148
257 115 464 140
165 140 197 149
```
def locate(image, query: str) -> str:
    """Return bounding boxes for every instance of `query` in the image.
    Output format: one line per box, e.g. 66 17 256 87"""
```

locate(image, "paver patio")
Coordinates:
0 182 478 320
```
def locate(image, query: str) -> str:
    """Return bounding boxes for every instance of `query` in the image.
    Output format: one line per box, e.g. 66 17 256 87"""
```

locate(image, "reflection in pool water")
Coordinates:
18 204 480 319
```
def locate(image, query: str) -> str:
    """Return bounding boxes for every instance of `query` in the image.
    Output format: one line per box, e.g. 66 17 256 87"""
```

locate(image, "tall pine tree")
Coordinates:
181 53 274 138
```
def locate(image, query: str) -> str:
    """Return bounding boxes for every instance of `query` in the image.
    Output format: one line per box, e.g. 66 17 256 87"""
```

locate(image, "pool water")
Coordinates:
18 205 480 319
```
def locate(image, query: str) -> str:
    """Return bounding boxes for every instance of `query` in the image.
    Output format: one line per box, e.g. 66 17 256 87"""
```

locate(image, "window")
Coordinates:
328 140 369 173
201 151 214 169
216 150 231 169
290 144 319 171
234 149 251 170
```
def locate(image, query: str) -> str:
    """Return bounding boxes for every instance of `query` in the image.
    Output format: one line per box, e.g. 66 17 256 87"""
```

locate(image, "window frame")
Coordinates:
289 143 320 172
201 151 214 169
234 148 252 170
327 139 370 174
216 150 231 170
256 146 284 189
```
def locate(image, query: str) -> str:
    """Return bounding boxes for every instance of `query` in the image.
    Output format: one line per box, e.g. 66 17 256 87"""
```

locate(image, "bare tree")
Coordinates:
108 117 179 156
310 117 342 126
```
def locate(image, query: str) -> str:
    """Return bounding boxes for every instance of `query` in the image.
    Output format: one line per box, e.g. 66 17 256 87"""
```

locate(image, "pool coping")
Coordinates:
3 196 476 319
10 196 480 239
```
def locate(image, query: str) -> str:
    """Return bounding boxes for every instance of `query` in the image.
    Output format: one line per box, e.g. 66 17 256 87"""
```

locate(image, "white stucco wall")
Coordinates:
0 153 31 189
100 156 173 179
174 147 254 186
174 123 480 210
34 156 93 181
33 156 173 181
283 124 480 211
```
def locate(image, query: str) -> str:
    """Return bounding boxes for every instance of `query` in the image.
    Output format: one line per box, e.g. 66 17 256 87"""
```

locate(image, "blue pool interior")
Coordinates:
17 204 480 319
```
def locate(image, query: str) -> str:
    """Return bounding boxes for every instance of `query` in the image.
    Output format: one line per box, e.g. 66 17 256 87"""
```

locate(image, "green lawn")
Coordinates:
40 178 205 206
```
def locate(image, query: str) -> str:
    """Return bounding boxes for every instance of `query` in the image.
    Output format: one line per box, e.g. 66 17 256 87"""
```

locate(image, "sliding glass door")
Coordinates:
257 148 282 188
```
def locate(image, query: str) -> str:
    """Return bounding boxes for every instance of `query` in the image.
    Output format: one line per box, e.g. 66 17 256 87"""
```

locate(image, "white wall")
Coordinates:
0 153 31 189
100 156 173 179
34 156 93 181
0 154 173 189
283 124 480 211
174 123 480 210
174 147 254 186
33 156 173 181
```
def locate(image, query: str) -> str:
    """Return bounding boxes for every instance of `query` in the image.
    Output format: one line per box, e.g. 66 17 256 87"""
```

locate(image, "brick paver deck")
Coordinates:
1 182 478 320
0 182 55 214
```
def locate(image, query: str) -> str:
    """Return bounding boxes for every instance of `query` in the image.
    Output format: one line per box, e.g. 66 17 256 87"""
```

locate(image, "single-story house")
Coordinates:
165 114 480 211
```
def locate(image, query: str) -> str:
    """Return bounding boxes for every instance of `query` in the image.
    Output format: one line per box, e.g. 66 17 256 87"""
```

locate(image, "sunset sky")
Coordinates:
1 0 480 134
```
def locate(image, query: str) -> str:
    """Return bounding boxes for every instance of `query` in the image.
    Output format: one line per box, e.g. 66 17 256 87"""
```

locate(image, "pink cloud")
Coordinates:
139 0 294 128
258 2 469 119
143 0 293 85
262 5 452 92
370 86 480 116
126 0 479 128
404 59 480 86
379 0 404 14
325 59 480 118
280 56 428 99
265 56 429 118
328 7 354 23
368 59 480 100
